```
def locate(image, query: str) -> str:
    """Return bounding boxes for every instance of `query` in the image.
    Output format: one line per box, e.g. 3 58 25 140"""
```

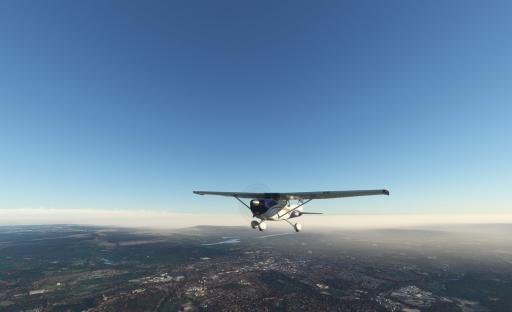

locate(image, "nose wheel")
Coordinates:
258 222 267 231
250 220 259 229
251 220 267 231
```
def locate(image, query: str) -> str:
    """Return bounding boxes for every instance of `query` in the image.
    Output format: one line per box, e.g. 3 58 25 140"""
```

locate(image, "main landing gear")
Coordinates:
250 220 301 232
284 219 302 232
294 222 302 232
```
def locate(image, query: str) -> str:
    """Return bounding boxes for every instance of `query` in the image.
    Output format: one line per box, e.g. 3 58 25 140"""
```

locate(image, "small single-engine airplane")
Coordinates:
193 189 389 232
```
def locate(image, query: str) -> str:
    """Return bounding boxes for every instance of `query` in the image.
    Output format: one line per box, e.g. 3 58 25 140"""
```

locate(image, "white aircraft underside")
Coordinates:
250 203 306 232
193 189 389 232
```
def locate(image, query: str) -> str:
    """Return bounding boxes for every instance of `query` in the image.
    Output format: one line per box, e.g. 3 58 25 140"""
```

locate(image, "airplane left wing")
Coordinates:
193 191 269 198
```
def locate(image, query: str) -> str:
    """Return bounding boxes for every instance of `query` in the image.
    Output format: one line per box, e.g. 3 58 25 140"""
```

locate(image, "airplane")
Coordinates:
193 189 389 232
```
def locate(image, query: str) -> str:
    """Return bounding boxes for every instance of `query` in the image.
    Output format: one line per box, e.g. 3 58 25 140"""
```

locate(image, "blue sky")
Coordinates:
0 1 511 215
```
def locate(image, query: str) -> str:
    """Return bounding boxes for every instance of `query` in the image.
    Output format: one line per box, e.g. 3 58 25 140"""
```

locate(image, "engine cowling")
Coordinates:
250 199 271 215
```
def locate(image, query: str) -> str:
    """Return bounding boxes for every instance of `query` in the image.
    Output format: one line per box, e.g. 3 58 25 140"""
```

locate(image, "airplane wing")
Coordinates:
193 189 389 200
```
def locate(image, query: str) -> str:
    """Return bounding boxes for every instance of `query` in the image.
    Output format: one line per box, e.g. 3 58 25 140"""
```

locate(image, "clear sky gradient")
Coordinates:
1 1 511 215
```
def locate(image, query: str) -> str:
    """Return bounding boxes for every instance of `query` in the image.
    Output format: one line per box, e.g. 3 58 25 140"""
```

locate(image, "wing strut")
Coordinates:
234 196 250 210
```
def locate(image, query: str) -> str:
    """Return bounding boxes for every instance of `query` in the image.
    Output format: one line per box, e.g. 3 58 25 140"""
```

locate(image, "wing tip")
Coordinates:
383 189 390 196
193 191 204 195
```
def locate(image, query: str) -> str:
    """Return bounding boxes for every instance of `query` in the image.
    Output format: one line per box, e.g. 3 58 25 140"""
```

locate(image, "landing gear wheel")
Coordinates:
294 222 302 232
258 222 267 231
250 220 259 229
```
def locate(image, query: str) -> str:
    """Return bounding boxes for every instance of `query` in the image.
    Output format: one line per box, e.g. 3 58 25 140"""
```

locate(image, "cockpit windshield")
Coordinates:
265 199 277 207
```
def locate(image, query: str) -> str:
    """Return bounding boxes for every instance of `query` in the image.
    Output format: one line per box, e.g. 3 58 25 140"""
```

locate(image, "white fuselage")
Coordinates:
258 204 304 221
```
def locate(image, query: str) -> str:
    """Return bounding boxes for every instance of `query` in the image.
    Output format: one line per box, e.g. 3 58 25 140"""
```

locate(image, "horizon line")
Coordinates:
2 208 512 230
